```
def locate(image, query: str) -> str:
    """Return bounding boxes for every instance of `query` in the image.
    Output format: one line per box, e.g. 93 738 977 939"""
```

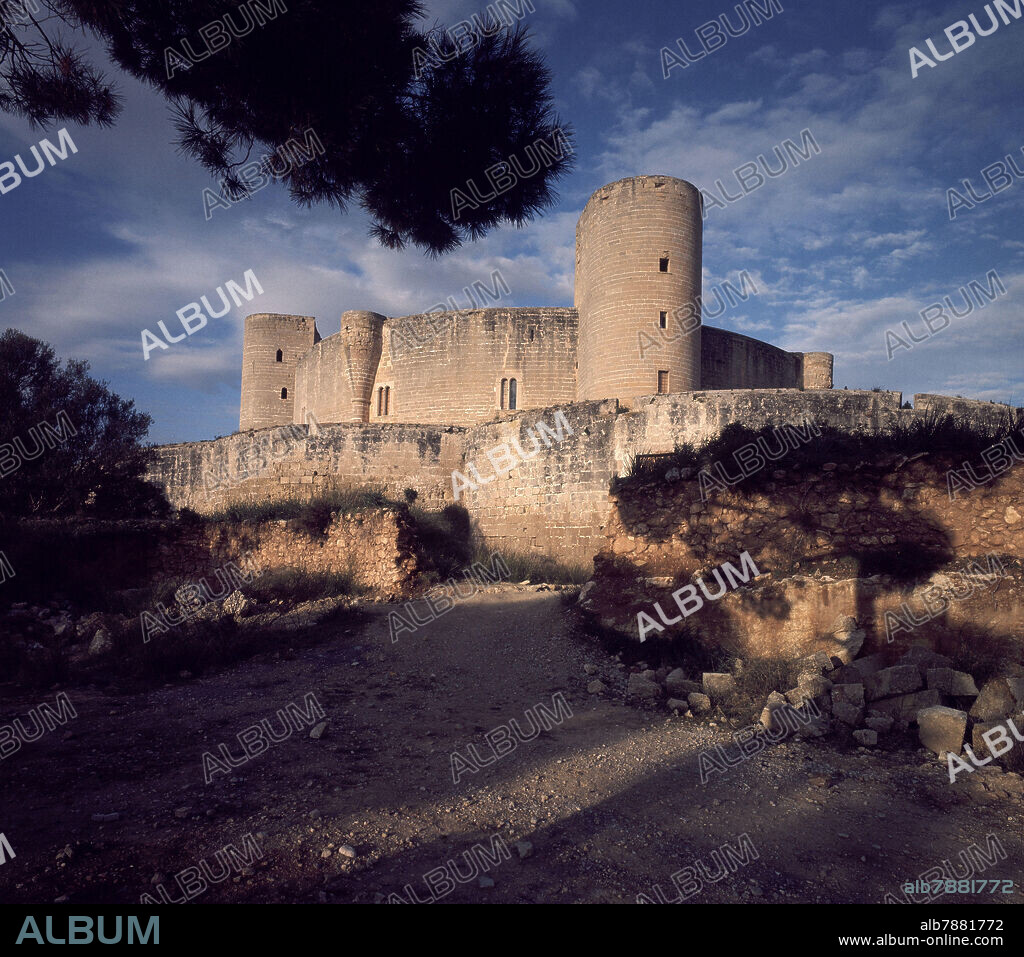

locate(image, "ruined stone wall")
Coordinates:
153 509 424 598
590 446 1024 655
914 393 1019 430
370 307 578 426
454 400 619 564
147 422 465 513
699 326 804 390
148 390 1021 567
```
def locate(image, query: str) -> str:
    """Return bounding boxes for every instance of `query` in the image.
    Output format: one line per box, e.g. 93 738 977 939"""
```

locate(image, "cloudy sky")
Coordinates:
0 0 1021 443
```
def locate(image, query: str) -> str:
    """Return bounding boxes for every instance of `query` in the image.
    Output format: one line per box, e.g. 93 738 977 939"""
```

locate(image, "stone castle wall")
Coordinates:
587 446 1024 657
700 326 804 390
367 307 579 427
146 391 1013 565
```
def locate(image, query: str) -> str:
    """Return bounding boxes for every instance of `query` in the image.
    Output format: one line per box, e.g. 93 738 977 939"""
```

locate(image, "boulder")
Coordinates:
666 698 689 711
688 692 712 714
665 669 700 697
702 673 736 699
864 714 894 734
88 628 113 657
832 683 865 708
833 701 864 727
970 679 1018 721
971 716 1024 771
868 689 941 724
917 705 968 756
926 668 979 697
587 680 607 695
864 665 922 701
797 673 833 697
800 651 834 675
900 646 953 678
853 729 878 747
222 590 251 619
627 674 662 701
827 616 865 664
834 652 887 684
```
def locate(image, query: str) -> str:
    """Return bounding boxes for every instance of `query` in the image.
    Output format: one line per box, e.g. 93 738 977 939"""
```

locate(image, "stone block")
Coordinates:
702 673 736 699
864 665 922 701
917 705 968 756
926 668 979 697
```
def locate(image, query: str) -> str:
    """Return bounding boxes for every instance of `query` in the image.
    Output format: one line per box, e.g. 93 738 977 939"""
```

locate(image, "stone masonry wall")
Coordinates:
370 307 579 427
153 509 424 598
147 391 1021 567
700 327 803 390
589 444 1024 656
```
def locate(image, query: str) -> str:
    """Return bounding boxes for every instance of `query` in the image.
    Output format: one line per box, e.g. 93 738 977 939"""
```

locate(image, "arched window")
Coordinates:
384 386 391 416
377 387 383 417
276 349 283 362
508 378 517 410
500 378 508 410
281 387 288 399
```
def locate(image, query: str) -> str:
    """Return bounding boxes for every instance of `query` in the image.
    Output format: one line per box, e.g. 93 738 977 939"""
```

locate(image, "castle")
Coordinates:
238 175 834 432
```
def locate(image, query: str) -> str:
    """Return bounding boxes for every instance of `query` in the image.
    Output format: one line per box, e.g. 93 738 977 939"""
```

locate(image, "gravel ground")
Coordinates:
0 586 1021 905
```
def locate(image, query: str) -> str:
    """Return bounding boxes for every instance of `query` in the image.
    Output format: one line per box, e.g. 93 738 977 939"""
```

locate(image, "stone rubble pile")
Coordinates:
593 613 1024 775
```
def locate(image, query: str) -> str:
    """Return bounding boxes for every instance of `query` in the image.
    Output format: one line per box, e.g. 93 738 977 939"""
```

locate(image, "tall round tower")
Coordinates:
339 310 385 422
801 352 834 390
240 313 320 431
575 175 703 404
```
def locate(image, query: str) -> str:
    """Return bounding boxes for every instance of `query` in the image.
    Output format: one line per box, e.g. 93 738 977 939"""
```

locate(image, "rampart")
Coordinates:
147 391 1017 565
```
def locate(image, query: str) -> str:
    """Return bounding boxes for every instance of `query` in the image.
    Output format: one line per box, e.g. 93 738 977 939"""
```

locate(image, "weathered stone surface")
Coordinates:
801 651 834 675
832 683 865 708
833 701 864 726
970 679 1018 721
864 665 922 702
797 673 833 697
971 716 1024 771
666 698 689 711
88 629 113 657
222 590 251 619
587 680 607 695
828 616 866 664
900 646 953 677
627 674 662 701
702 673 736 699
917 706 968 756
688 692 712 714
864 714 894 734
868 689 941 723
853 729 878 747
926 668 979 697
834 653 887 685
665 669 700 697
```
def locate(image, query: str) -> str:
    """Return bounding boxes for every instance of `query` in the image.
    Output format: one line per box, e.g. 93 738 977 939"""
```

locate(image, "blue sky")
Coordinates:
0 0 1022 444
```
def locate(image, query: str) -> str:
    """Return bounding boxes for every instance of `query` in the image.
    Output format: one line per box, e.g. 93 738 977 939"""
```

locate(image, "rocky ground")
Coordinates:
0 586 1021 905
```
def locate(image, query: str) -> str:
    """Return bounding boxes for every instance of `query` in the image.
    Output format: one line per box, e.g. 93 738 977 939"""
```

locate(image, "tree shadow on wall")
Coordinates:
605 455 964 660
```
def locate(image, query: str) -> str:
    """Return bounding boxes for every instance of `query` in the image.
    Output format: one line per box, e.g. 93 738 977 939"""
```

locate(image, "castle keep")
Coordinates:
238 176 834 431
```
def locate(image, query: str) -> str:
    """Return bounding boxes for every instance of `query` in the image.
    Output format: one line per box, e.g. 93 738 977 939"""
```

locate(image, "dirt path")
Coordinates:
1 588 1021 904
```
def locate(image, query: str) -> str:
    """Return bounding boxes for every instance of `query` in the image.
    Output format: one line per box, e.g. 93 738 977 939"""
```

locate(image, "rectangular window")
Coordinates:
659 258 669 273
658 371 669 394
659 311 667 328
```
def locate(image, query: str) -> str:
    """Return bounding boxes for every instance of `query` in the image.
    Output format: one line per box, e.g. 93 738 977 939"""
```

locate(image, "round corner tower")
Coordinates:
339 310 385 422
801 352 834 390
240 313 320 431
575 175 703 404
